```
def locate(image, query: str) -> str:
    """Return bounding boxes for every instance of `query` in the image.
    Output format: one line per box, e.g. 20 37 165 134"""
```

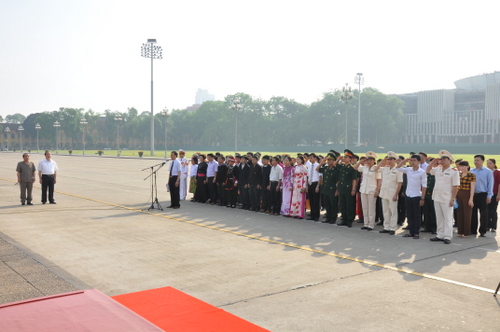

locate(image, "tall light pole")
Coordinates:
114 114 122 157
4 127 11 150
231 98 242 156
354 73 364 146
35 123 41 153
18 125 24 152
340 83 354 149
80 118 87 155
141 39 162 157
53 121 60 154
161 107 170 158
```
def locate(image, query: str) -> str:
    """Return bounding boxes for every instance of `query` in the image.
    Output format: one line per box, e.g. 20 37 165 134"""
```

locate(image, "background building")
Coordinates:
401 71 500 144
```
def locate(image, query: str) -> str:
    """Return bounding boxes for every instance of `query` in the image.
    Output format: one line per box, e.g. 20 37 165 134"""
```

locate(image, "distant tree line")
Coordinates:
1 87 404 149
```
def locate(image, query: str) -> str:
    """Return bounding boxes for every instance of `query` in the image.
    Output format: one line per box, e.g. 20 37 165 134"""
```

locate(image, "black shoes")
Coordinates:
337 222 348 227
443 239 451 244
430 237 443 242
389 231 395 235
50 201 56 204
379 229 390 233
366 227 373 231
361 227 368 230
27 202 33 205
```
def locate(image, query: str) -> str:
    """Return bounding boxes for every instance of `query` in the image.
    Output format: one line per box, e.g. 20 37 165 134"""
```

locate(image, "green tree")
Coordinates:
5 113 26 123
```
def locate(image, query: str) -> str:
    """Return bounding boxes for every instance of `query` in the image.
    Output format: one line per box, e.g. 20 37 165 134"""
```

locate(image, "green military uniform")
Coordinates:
336 159 359 227
423 173 437 232
320 163 339 223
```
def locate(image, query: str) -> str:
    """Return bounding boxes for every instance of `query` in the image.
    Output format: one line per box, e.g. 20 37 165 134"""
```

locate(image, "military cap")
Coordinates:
344 149 355 158
438 150 454 161
365 151 377 160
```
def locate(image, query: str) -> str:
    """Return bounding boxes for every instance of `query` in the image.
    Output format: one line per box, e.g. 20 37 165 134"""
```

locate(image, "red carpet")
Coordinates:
0 290 163 331
112 286 269 332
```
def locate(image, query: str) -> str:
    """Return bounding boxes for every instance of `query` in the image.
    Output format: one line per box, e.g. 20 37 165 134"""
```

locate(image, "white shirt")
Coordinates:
419 162 429 171
397 167 427 198
270 165 283 182
379 166 403 200
358 165 381 195
430 166 460 203
308 162 320 184
38 159 59 175
206 160 218 177
169 159 181 177
189 164 198 177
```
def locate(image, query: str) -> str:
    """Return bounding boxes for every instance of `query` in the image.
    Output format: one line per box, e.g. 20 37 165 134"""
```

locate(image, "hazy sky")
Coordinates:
1 0 498 120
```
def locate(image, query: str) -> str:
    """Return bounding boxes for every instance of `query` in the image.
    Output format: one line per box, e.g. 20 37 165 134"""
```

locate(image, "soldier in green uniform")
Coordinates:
422 157 437 233
336 149 359 227
318 151 340 224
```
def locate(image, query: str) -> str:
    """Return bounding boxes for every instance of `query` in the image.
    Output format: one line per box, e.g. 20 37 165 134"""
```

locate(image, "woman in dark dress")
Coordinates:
196 154 208 203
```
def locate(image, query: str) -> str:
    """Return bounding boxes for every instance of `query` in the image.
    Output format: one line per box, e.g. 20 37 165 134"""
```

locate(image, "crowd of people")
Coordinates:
168 149 499 244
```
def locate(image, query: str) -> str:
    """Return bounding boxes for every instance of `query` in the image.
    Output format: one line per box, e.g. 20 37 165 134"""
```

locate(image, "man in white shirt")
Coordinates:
269 157 283 215
378 152 403 235
427 150 460 244
206 153 218 204
178 149 189 200
38 151 59 204
397 154 427 239
307 154 321 221
167 151 182 209
354 152 381 230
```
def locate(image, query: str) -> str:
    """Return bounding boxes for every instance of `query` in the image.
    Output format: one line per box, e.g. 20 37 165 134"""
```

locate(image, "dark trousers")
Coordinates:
207 177 217 203
41 174 55 203
261 188 270 211
405 196 421 235
471 192 488 235
239 183 250 209
249 185 261 211
226 188 237 206
323 192 338 222
487 194 498 230
308 182 320 219
423 197 437 232
217 183 226 206
339 192 356 225
375 197 384 222
270 181 281 214
168 176 180 207
397 193 406 225
195 177 207 203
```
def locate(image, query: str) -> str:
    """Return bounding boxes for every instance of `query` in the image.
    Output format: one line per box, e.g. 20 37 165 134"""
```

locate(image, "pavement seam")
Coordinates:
1 177 496 296
218 269 384 308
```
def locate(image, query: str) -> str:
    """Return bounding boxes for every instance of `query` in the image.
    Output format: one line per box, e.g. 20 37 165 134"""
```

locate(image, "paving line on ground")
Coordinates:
1 178 496 295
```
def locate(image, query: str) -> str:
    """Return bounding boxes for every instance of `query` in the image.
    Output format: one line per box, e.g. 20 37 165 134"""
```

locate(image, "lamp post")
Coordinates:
141 39 163 157
340 83 354 149
161 107 170 158
114 114 122 157
53 121 60 154
354 73 364 147
4 127 11 150
80 118 87 155
231 98 242 156
18 125 24 152
35 123 41 153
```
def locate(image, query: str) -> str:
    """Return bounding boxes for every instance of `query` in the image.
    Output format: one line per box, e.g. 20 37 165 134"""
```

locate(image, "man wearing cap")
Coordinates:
178 149 189 200
427 150 460 244
397 155 427 239
378 152 403 235
354 152 381 231
336 149 359 228
318 151 340 224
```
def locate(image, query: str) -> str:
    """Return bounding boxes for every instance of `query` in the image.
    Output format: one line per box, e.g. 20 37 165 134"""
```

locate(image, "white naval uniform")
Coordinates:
178 157 189 200
379 166 403 231
430 166 460 241
358 165 381 229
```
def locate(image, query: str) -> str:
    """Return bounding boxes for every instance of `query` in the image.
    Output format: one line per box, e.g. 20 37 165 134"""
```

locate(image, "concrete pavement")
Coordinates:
1 152 499 331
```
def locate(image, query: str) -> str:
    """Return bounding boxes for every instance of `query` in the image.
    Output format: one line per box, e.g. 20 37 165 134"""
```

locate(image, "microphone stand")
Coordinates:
143 161 167 211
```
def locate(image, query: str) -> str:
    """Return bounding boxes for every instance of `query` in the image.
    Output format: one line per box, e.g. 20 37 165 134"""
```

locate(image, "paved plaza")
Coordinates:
1 152 499 331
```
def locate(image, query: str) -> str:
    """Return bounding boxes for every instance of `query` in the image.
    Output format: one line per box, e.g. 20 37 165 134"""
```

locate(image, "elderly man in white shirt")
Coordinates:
354 152 381 231
378 151 403 235
269 156 283 215
38 151 59 204
178 149 190 200
427 150 460 244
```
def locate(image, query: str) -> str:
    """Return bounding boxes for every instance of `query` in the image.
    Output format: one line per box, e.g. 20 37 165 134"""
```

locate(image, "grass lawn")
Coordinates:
29 149 500 164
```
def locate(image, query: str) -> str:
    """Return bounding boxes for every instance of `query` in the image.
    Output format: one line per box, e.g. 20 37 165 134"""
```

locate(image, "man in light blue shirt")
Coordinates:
470 154 494 237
